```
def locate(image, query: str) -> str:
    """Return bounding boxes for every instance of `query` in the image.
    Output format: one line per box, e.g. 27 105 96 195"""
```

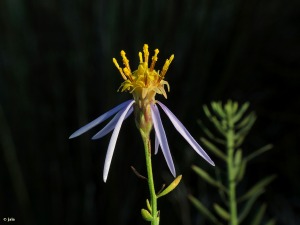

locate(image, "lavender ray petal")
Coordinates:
69 100 134 139
154 133 159 155
92 107 133 140
151 104 176 177
103 101 135 182
157 101 215 166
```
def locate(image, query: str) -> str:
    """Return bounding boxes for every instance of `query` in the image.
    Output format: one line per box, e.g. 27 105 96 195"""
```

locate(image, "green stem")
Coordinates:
141 131 159 225
227 120 238 225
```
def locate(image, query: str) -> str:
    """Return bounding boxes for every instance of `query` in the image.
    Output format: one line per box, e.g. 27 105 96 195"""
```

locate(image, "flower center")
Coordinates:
113 44 174 102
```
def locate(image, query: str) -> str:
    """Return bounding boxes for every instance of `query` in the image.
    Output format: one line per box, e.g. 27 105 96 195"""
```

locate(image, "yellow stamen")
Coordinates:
150 49 159 71
143 44 149 65
121 50 131 74
113 58 127 80
139 52 143 63
160 54 174 79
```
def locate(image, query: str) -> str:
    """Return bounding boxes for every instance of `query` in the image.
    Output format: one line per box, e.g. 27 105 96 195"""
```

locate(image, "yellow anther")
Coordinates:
113 58 127 80
123 67 131 77
160 54 174 79
150 49 159 71
143 44 149 65
121 50 131 73
139 52 143 63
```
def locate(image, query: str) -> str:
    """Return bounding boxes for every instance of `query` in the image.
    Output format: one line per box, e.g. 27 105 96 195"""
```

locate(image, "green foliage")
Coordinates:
189 100 276 225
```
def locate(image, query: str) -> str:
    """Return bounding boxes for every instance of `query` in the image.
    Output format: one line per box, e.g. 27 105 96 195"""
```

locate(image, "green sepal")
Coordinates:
188 195 222 225
156 175 182 198
141 208 153 221
213 203 230 221
146 199 152 213
192 165 227 192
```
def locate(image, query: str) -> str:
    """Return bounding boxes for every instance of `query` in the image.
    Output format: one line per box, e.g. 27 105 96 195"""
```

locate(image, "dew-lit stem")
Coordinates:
140 131 159 225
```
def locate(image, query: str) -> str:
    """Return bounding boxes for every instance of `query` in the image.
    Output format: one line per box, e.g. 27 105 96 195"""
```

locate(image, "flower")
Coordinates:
69 44 214 182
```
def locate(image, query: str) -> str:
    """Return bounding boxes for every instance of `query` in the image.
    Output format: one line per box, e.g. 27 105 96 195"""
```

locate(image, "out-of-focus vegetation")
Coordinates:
189 101 276 225
0 0 299 225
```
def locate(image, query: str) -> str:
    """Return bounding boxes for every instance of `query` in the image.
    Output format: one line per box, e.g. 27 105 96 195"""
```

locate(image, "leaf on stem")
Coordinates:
141 208 153 221
245 144 273 162
192 165 227 192
238 190 264 223
188 195 222 225
232 102 250 124
156 175 182 198
200 137 227 161
238 175 276 202
213 203 230 221
197 120 225 145
250 203 267 225
146 199 152 213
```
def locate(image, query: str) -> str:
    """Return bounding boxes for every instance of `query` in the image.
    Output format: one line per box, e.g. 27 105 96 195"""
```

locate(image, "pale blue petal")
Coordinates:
154 133 159 155
103 101 135 182
151 104 176 177
69 100 133 139
157 101 215 166
92 107 133 140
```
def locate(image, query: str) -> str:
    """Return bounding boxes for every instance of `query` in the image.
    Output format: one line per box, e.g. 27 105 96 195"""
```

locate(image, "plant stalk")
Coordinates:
227 118 238 225
141 131 159 225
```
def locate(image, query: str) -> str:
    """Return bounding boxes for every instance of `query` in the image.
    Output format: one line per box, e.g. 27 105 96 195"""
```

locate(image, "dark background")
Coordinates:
1 0 300 224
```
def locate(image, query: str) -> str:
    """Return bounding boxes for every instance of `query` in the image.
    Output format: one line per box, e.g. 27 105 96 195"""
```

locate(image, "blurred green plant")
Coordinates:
188 100 276 225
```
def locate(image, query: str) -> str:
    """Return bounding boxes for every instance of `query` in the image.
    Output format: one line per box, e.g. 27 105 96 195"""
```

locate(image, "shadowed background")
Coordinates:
1 0 300 224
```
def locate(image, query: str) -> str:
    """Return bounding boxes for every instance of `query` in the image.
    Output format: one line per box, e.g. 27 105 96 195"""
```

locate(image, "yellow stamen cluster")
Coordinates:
112 44 174 100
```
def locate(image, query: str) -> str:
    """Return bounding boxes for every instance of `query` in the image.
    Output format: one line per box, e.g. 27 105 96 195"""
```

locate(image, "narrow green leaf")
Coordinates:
235 135 246 148
211 116 227 136
250 203 267 225
245 144 273 162
146 199 152 213
200 137 227 161
192 165 227 192
232 102 239 114
235 114 256 138
232 150 243 180
211 102 226 118
238 175 276 202
188 195 222 225
197 120 225 145
232 102 250 123
234 149 242 167
225 100 233 117
141 209 153 221
238 190 264 223
265 218 276 225
236 112 256 130
157 175 182 198
236 160 247 182
203 105 213 119
213 203 230 221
